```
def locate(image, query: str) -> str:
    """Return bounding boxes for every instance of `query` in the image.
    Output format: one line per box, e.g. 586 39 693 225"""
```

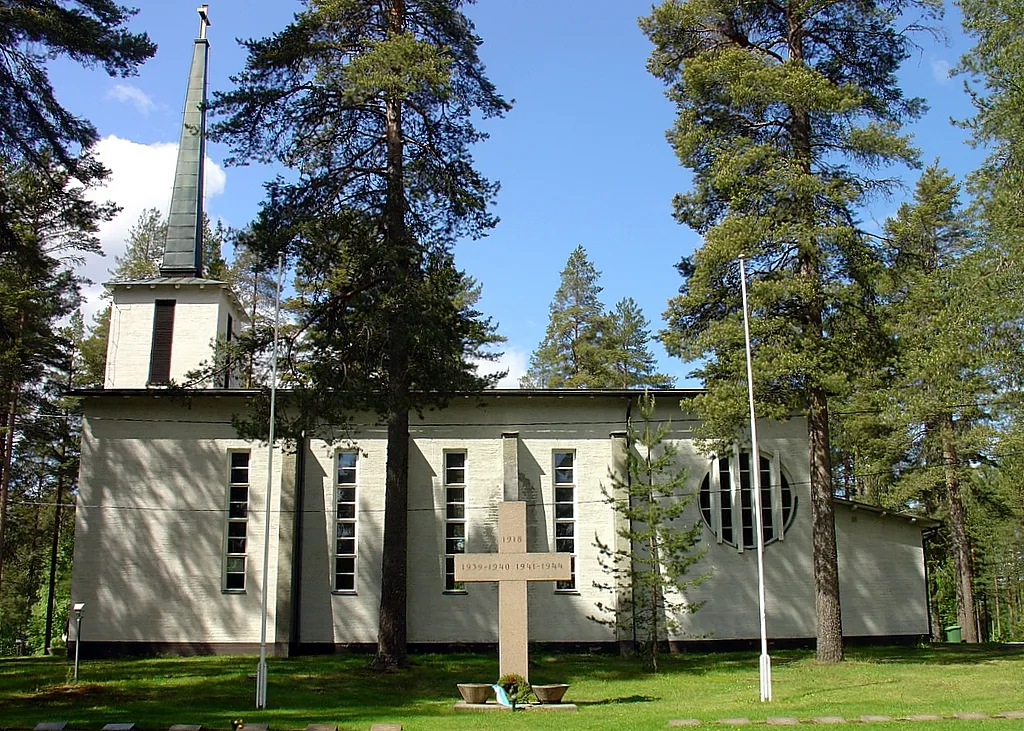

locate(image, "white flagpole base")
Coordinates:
759 652 772 702
256 656 267 708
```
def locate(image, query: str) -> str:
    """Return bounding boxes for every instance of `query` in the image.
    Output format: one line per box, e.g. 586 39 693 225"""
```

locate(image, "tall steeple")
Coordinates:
160 5 212 278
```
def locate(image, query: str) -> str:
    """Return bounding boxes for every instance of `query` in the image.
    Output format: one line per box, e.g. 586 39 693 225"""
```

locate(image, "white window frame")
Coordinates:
700 449 796 551
553 450 577 592
443 450 468 593
224 450 250 592
334 450 358 593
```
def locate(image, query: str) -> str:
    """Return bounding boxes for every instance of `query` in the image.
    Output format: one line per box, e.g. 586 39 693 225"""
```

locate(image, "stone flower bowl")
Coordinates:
531 683 570 704
456 683 493 704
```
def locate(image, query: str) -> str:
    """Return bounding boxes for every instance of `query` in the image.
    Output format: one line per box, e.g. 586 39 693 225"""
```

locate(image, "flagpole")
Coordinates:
739 255 772 702
256 253 284 709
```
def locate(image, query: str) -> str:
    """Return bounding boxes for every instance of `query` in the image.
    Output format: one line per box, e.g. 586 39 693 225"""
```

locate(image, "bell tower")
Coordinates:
103 6 248 390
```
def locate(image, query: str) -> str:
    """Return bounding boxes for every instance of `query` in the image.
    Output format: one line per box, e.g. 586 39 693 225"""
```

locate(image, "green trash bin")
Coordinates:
945 625 962 643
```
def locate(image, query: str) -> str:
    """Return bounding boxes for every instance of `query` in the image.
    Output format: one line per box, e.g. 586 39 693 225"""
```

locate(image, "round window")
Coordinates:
698 452 796 549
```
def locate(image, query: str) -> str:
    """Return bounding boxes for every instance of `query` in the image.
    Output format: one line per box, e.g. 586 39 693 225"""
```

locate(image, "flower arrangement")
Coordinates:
497 672 535 705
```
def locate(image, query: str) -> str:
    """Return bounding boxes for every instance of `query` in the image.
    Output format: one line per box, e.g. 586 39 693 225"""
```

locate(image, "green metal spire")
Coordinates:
160 6 211 278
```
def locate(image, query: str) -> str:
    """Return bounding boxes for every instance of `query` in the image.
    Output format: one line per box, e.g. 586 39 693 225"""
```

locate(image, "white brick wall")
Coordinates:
72 393 931 649
104 283 246 389
71 396 286 644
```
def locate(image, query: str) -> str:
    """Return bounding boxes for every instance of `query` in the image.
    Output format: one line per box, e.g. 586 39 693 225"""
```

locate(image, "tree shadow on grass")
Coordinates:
576 694 660 706
847 644 1024 666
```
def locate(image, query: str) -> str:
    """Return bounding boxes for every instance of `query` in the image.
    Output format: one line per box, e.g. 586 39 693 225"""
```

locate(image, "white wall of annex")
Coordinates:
71 396 286 646
836 505 929 637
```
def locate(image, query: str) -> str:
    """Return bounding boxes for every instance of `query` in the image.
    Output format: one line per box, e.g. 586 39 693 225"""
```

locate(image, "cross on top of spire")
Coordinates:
198 5 211 39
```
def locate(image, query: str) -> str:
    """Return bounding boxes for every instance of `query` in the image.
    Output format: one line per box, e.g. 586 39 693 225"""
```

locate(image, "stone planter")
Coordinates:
457 683 493 704
531 683 569 704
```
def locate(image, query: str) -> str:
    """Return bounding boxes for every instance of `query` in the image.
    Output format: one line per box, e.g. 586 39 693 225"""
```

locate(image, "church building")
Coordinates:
69 11 937 658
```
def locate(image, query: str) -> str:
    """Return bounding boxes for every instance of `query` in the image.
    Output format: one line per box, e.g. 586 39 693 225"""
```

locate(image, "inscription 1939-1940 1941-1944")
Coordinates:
454 554 572 582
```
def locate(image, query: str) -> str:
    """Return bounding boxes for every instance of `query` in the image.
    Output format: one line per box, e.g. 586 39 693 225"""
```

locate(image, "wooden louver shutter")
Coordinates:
223 313 233 389
149 299 176 384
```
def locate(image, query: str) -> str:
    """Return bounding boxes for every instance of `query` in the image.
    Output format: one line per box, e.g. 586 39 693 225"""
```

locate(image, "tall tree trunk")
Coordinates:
809 387 844 660
0 383 19 594
647 453 660 673
940 413 978 643
45 347 75 652
929 576 943 643
372 0 411 669
993 572 1001 640
43 468 65 654
786 0 843 662
0 309 26 593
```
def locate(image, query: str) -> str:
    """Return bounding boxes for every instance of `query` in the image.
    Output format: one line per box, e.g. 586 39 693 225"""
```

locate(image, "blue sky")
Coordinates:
57 1 984 387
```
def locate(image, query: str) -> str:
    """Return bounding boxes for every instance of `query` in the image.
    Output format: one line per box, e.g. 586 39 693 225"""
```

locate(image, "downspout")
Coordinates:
289 430 307 655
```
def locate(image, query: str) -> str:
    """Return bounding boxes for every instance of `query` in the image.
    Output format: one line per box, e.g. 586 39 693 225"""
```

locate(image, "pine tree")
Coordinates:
226 229 279 387
211 0 508 668
642 0 936 661
956 0 1024 235
0 0 155 185
591 391 706 671
876 164 1019 643
110 208 165 280
0 156 107 598
606 298 674 389
522 246 611 388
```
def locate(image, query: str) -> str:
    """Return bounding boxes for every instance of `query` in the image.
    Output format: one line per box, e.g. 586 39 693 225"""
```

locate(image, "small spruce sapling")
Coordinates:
591 391 708 671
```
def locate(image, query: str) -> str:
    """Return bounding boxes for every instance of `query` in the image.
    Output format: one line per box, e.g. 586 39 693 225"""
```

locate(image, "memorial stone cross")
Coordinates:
454 500 571 682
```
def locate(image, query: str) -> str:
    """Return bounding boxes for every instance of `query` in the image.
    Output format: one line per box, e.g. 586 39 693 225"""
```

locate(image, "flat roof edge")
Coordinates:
71 387 708 398
833 497 941 528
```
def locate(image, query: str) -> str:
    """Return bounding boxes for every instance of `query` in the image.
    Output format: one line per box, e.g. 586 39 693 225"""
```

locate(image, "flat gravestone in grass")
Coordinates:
34 724 67 731
102 724 136 731
370 725 402 731
306 725 337 731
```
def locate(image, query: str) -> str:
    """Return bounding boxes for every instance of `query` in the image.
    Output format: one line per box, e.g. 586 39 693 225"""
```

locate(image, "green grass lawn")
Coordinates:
0 645 1022 731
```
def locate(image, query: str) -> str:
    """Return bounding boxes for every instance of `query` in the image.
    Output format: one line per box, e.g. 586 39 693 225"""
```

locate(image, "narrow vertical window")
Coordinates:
444 451 467 592
719 458 733 545
335 451 357 592
553 450 576 591
225 451 249 591
149 299 176 384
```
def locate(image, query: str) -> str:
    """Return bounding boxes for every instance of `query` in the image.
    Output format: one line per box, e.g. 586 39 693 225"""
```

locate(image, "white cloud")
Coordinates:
78 135 227 321
931 58 952 85
474 347 528 389
107 84 156 115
